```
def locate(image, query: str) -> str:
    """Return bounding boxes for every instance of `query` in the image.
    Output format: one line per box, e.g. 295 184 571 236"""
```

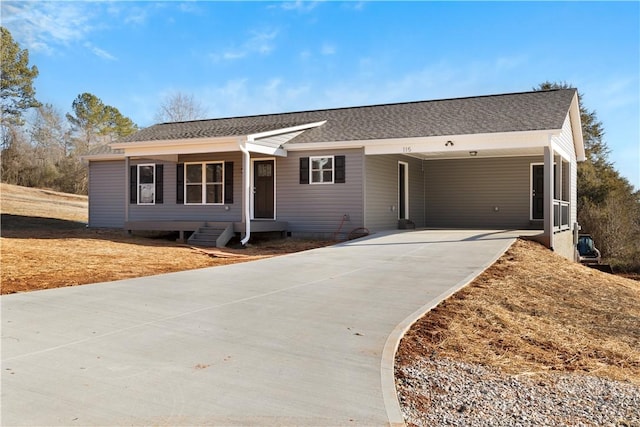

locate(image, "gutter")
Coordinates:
238 140 251 246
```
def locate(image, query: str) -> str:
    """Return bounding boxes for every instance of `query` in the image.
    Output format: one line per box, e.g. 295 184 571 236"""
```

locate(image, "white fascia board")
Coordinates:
247 121 327 141
111 136 239 157
130 154 180 162
284 140 366 151
285 129 558 154
81 153 125 162
569 93 586 162
245 141 288 157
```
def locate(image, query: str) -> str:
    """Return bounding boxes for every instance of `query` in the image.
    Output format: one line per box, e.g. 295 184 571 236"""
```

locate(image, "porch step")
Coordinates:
398 219 416 229
188 223 234 248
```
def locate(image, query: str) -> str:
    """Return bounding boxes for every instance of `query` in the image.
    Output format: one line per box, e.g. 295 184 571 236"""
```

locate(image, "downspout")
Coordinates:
239 140 251 245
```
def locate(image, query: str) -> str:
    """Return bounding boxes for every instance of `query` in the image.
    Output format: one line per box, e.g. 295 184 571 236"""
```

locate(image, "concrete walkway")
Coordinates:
1 229 529 426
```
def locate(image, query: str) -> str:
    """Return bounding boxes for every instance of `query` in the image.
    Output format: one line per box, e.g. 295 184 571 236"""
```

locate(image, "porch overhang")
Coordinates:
110 120 327 159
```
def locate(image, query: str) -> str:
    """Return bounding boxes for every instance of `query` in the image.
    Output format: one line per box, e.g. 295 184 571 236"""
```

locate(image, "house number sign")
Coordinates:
402 146 412 153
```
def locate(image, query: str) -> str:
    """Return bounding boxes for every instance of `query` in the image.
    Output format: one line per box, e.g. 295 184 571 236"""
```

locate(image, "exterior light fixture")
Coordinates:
445 141 454 147
469 151 478 156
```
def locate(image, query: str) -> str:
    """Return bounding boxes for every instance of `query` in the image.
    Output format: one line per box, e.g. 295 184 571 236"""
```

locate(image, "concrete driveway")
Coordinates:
1 229 529 426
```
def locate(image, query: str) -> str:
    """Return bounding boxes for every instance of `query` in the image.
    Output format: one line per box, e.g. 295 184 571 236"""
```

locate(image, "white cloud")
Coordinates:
321 43 336 56
124 7 149 26
199 78 312 117
299 49 312 60
177 1 204 15
198 57 525 120
278 1 322 13
249 30 278 55
495 55 528 71
210 29 279 62
598 76 638 110
83 42 117 62
346 2 366 11
1 1 95 54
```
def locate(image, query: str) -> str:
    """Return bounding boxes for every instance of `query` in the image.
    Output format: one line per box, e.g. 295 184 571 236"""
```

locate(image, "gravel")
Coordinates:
396 357 640 427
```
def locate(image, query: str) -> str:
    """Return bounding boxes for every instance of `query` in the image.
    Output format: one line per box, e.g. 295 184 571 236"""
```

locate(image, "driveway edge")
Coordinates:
380 237 517 426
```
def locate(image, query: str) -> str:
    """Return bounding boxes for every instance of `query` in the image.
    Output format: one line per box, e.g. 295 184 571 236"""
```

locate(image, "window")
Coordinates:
310 156 334 184
138 164 155 205
185 162 224 204
299 156 345 184
130 164 163 205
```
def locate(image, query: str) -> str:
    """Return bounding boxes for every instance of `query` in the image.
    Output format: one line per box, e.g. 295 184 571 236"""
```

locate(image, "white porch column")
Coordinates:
543 145 554 249
239 141 251 245
555 153 562 201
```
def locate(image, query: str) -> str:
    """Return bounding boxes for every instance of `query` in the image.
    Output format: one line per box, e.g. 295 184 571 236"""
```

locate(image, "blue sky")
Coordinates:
2 1 639 189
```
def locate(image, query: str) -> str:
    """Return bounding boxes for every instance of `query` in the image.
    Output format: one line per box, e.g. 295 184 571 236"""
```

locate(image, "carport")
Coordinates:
362 118 582 261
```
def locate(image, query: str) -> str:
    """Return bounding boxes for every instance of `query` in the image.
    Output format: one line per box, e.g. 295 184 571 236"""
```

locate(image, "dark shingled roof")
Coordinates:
122 89 576 144
86 143 123 156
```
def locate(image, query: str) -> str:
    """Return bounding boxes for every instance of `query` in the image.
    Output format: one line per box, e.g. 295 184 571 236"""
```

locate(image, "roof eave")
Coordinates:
81 153 125 162
569 92 586 162
284 128 562 152
110 121 328 157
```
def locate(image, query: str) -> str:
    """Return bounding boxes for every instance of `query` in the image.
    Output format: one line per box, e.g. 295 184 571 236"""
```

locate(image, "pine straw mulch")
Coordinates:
396 238 640 386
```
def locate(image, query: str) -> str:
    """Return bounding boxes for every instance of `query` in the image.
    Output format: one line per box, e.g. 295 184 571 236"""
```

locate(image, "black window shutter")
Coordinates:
155 165 163 204
224 162 233 204
130 165 137 204
299 157 309 184
335 155 346 183
176 163 184 204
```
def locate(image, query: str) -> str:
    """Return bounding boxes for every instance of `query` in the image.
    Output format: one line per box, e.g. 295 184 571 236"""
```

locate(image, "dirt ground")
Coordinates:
0 184 331 294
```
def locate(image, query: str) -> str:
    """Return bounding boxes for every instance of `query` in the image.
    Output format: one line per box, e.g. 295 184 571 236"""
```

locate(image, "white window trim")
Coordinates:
310 155 335 185
184 161 225 205
137 163 155 205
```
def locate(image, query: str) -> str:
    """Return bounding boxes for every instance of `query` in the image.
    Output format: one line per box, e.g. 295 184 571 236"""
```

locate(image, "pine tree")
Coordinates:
1 27 40 126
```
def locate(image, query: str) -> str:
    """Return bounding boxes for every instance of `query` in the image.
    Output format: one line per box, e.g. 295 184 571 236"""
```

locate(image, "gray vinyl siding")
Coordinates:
88 160 126 228
425 156 541 229
128 152 243 222
364 155 425 231
276 149 364 238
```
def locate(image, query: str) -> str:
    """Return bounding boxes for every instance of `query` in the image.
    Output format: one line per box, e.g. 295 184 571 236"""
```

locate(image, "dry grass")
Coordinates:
397 238 640 385
0 183 329 294
0 183 88 222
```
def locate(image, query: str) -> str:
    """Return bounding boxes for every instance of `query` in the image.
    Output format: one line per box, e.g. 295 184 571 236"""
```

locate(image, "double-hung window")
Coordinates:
137 164 155 205
310 156 334 184
185 162 224 204
299 155 345 185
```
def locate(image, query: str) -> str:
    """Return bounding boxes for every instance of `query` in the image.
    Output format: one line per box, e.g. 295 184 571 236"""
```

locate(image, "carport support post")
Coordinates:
543 145 554 250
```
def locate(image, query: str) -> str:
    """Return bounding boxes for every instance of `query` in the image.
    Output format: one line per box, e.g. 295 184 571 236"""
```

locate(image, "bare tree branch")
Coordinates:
154 92 207 123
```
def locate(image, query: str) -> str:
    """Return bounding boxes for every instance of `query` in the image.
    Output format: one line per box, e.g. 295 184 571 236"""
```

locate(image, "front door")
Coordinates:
253 160 275 219
531 164 544 220
532 164 559 220
398 162 409 219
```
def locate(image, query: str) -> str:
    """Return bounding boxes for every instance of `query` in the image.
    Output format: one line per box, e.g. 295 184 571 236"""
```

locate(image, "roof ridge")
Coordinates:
158 88 576 126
